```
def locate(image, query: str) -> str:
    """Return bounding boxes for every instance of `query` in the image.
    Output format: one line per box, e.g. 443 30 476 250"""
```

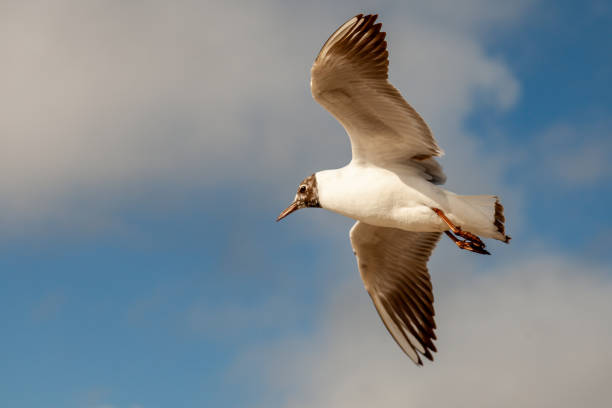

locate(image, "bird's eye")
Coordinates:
299 185 307 194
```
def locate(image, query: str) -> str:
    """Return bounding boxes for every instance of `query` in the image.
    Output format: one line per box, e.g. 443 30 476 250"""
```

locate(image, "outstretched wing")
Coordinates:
350 221 441 365
311 14 443 166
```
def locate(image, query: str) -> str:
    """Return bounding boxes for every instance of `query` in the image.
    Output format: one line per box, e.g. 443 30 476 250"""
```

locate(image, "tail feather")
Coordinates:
450 194 511 243
494 199 511 243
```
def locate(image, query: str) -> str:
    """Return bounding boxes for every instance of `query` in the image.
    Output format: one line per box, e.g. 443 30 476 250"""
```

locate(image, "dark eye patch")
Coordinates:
299 185 307 194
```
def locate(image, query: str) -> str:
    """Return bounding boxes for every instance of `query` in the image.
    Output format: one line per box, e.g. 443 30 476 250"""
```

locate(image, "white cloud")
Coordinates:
238 251 612 407
0 0 530 231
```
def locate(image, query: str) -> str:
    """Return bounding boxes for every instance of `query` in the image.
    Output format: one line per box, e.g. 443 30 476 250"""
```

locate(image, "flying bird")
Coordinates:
276 14 510 365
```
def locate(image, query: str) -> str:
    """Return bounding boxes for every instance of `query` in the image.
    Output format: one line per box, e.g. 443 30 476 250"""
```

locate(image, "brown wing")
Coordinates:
311 14 443 165
350 221 441 365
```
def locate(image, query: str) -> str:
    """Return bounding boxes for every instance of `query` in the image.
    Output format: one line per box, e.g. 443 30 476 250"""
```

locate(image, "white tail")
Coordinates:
449 194 510 242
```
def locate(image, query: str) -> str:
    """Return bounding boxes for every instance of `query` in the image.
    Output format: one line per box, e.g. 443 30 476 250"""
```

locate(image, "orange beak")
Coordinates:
276 201 299 222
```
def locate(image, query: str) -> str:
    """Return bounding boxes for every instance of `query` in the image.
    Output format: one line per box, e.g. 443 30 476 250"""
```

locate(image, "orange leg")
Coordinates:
432 208 485 247
444 231 490 255
432 208 490 255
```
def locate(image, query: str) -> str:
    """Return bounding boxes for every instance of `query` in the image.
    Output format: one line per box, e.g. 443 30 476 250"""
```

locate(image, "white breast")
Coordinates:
315 164 448 232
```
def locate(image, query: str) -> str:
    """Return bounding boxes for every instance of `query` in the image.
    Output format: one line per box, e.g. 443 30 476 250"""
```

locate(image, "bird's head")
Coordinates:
276 173 321 221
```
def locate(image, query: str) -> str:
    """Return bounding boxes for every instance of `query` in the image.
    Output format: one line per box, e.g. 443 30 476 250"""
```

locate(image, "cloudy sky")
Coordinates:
1 0 611 407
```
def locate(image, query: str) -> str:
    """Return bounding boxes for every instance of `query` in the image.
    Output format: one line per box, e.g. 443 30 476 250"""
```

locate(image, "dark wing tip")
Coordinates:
315 13 388 73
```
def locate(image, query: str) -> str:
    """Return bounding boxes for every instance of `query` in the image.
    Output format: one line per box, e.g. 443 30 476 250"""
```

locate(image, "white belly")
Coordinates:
316 165 449 232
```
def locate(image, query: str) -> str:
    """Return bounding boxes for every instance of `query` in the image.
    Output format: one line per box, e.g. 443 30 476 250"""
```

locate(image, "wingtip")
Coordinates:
354 13 379 24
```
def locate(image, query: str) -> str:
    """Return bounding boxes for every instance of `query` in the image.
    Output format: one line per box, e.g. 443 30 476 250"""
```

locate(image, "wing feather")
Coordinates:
311 14 443 165
350 221 441 365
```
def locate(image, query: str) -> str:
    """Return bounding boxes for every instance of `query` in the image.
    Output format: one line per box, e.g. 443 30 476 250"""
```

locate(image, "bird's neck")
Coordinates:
315 167 354 214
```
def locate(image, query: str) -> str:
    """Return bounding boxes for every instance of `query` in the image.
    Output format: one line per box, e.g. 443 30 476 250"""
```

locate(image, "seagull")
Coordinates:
276 14 510 365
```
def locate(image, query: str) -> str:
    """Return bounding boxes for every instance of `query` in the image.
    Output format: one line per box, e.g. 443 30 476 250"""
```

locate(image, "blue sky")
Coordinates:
1 1 611 407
